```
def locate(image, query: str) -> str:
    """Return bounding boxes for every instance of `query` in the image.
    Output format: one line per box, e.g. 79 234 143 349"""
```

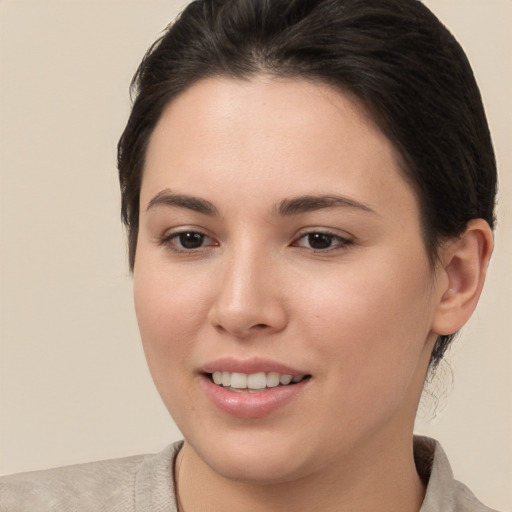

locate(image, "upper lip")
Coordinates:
200 357 309 376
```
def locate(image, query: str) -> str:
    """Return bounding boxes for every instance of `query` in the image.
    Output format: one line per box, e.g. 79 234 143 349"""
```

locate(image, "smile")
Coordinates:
201 363 311 418
210 371 307 392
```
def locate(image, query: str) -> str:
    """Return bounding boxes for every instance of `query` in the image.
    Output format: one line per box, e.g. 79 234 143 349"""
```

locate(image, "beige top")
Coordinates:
0 436 498 511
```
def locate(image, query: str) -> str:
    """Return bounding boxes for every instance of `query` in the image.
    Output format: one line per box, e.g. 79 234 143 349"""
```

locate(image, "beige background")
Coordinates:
0 1 510 509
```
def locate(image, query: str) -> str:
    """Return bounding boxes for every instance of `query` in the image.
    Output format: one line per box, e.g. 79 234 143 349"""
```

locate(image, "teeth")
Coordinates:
230 372 247 389
280 374 293 385
247 372 266 389
211 371 305 390
266 372 280 388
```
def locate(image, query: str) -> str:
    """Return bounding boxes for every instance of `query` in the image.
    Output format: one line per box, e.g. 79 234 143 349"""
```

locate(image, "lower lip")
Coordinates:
200 375 309 419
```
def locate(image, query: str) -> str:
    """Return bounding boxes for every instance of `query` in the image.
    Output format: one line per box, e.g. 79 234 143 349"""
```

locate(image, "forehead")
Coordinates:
142 76 418 220
148 76 380 158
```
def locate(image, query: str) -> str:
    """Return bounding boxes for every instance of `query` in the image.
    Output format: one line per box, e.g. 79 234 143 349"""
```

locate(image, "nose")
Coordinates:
207 248 288 339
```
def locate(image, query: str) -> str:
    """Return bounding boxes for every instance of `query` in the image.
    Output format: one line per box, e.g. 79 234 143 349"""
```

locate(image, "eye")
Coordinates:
293 231 352 251
162 230 216 251
176 232 207 249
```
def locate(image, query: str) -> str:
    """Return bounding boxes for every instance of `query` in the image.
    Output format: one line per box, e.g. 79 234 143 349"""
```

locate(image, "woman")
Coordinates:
0 0 501 510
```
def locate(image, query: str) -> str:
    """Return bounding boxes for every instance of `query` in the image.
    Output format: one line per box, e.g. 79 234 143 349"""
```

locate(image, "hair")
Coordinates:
117 0 497 370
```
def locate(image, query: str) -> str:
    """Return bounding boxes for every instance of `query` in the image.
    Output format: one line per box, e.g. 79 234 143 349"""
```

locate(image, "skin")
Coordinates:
133 76 492 512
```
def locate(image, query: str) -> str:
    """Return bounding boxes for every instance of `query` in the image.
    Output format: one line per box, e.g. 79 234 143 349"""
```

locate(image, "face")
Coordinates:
134 76 443 484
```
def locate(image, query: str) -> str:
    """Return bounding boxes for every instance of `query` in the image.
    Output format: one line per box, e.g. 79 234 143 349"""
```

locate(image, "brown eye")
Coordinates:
307 233 335 250
293 231 352 252
177 232 206 249
162 230 214 251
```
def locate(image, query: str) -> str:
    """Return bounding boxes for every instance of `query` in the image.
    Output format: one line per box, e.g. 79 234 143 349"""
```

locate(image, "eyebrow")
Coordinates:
273 194 376 216
146 189 220 216
146 190 376 218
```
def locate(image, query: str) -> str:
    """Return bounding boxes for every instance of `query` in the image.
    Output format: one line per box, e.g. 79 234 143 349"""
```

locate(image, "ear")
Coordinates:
432 219 494 336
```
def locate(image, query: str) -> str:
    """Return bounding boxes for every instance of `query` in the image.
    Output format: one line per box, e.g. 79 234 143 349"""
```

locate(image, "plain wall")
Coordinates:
0 1 510 510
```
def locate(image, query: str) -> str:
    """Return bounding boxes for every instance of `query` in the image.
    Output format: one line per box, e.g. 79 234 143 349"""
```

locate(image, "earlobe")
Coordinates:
432 219 494 336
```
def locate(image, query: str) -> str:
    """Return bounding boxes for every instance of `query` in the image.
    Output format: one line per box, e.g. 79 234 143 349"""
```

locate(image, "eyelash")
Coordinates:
292 231 353 252
159 229 353 254
159 229 216 253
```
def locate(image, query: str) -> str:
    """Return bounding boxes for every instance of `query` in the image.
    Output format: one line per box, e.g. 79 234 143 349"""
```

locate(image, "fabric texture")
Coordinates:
0 436 498 511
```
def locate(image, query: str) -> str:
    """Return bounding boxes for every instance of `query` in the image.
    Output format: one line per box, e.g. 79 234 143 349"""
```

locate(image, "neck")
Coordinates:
175 433 425 512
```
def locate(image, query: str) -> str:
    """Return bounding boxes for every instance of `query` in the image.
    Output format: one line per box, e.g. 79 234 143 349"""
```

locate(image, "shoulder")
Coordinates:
415 436 500 512
0 453 146 512
0 442 181 512
453 480 500 512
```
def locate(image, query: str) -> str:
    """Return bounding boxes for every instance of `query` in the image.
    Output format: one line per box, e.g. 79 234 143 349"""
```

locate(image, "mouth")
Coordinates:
200 361 312 418
207 371 311 393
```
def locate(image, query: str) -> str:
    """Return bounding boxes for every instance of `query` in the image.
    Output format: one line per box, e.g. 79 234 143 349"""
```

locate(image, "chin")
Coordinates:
185 428 314 485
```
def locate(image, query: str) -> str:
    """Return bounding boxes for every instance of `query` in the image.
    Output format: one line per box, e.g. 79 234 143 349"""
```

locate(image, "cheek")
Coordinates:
133 257 210 373
295 269 434 434
133 261 214 425
295 253 435 382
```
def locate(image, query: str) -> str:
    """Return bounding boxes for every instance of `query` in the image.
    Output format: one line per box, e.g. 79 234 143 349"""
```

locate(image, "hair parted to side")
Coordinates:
117 0 497 370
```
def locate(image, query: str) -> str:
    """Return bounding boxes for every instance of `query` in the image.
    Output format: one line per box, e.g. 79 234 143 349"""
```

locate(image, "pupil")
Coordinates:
179 232 204 249
308 233 332 249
